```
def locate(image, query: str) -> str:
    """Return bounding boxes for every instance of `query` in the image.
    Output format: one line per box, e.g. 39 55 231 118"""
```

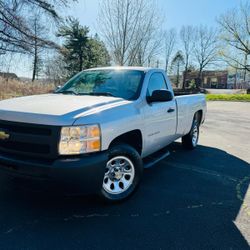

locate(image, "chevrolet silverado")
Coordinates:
0 67 206 201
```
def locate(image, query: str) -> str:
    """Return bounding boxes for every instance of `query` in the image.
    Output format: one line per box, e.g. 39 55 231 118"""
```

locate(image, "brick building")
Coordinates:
184 70 228 89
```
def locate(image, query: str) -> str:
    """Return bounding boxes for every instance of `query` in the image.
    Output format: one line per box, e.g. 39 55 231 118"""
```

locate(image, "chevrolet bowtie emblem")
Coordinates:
0 131 10 140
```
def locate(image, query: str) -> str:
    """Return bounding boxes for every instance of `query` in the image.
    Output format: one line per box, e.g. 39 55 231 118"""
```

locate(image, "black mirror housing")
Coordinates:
147 90 173 103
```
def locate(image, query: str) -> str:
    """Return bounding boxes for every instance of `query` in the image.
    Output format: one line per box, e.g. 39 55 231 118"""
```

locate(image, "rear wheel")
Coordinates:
100 144 143 202
182 115 200 150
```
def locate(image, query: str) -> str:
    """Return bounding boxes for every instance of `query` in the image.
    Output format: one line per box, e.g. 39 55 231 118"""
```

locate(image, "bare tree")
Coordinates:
193 25 218 87
98 0 161 66
164 28 176 74
218 1 250 80
0 0 71 55
29 14 51 81
128 16 162 66
180 25 195 88
44 53 67 86
171 50 184 88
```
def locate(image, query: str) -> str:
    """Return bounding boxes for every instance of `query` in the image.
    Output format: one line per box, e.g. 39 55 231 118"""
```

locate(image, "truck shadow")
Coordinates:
0 142 249 249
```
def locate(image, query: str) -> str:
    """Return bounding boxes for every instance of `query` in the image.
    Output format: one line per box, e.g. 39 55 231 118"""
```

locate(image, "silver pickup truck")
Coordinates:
0 67 206 201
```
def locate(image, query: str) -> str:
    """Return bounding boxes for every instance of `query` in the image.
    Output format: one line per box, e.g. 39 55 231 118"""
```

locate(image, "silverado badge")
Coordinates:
0 130 10 140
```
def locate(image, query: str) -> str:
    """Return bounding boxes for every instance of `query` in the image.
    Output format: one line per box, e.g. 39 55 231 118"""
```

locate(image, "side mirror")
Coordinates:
147 90 173 103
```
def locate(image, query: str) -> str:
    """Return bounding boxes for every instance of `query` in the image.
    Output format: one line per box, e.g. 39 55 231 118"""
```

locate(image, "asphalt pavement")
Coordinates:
0 101 249 250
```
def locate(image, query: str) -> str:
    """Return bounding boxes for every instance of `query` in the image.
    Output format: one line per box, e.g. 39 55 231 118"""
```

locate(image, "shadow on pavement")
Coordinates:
0 142 249 249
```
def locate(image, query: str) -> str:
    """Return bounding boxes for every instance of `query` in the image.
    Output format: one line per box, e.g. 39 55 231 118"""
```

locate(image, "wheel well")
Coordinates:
109 130 143 155
195 110 203 125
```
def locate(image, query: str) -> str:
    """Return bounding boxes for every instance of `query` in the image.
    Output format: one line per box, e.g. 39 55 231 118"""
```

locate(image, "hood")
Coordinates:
0 94 129 125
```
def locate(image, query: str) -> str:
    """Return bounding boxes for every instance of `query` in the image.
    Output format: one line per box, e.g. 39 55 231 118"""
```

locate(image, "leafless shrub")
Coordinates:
0 77 54 100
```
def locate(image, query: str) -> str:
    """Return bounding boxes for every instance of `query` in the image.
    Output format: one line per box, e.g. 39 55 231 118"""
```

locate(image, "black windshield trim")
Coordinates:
55 69 146 101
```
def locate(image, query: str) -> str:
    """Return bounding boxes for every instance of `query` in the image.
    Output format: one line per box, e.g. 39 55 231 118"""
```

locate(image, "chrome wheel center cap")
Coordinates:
110 167 123 180
115 171 123 180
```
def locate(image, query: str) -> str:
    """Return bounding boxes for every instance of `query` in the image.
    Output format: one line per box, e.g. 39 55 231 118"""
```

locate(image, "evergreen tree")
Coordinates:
86 34 111 69
58 17 89 76
58 18 110 77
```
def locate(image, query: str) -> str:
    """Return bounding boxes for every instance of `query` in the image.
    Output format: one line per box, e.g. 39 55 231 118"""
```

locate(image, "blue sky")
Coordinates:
68 0 240 33
14 0 241 77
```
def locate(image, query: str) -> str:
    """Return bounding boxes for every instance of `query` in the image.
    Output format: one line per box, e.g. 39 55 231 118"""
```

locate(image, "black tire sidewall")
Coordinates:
100 144 143 202
191 120 199 147
182 116 200 149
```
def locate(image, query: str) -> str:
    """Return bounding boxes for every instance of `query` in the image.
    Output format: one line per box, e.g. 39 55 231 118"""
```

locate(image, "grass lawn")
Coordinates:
206 94 250 102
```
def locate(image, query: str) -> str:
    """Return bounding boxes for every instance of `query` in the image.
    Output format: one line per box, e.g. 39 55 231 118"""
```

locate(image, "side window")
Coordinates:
147 73 168 96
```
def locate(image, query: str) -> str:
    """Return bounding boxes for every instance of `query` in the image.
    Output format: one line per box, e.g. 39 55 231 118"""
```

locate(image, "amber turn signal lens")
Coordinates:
87 139 101 151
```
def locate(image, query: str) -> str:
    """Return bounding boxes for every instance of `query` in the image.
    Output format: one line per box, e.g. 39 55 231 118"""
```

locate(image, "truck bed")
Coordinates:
175 94 206 136
173 89 204 96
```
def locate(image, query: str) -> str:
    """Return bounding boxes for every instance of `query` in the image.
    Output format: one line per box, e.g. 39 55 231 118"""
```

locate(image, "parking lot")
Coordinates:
0 101 249 250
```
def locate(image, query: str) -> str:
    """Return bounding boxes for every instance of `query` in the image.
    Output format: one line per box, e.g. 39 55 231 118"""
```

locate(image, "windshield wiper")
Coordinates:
57 91 119 98
80 92 117 97
57 90 77 95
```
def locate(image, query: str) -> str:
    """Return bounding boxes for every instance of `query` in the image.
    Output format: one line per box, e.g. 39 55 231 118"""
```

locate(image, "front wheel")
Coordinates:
100 144 143 202
182 116 200 150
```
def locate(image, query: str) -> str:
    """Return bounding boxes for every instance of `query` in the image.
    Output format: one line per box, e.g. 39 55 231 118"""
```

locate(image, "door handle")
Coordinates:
167 108 175 113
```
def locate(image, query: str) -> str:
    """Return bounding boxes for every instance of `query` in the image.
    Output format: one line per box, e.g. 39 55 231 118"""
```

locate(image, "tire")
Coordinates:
100 144 143 202
182 114 200 150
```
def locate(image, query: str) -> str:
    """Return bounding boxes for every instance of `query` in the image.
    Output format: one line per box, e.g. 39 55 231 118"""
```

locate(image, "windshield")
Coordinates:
56 69 145 100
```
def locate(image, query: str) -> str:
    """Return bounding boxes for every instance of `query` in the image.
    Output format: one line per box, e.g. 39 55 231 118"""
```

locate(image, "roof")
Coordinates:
84 66 153 72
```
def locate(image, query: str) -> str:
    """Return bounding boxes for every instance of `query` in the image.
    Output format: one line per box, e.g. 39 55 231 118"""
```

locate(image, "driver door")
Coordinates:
143 72 177 155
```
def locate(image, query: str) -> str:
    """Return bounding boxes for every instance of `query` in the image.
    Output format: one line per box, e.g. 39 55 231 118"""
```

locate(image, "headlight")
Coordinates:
59 125 101 155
